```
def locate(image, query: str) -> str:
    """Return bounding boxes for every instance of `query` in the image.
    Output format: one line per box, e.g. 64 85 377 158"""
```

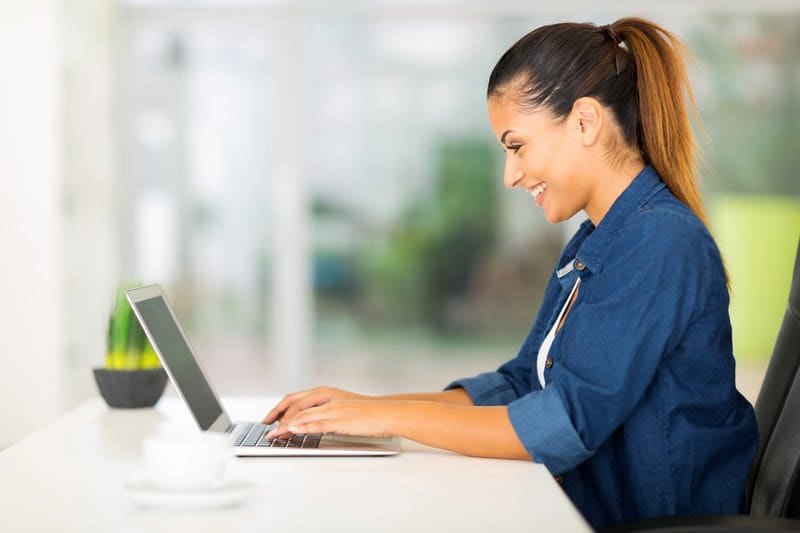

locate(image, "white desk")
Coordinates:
0 396 590 532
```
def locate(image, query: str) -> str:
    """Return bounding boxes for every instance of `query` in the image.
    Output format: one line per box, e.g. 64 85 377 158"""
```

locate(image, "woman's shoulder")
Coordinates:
610 189 723 273
626 188 715 247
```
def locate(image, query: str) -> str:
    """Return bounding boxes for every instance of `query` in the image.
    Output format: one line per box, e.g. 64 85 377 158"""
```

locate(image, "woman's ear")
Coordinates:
573 97 603 146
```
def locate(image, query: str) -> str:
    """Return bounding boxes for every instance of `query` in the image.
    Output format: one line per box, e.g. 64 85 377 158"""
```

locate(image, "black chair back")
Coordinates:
747 237 800 517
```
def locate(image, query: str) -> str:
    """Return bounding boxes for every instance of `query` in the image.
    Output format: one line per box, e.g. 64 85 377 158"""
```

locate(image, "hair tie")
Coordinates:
601 24 621 46
600 24 624 75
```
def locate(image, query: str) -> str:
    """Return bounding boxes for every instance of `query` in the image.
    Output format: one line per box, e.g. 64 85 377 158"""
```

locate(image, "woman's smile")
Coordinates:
528 181 548 206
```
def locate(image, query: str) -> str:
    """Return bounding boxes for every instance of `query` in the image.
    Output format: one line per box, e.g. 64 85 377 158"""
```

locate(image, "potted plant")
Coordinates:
93 284 168 408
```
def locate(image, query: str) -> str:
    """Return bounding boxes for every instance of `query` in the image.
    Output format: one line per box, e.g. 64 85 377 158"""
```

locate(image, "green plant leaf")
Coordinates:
105 282 161 370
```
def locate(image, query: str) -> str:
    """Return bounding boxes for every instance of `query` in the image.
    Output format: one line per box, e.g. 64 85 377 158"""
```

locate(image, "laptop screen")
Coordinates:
132 294 224 430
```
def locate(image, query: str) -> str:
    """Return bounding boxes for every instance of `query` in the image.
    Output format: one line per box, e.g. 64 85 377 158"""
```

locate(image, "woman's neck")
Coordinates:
584 157 646 227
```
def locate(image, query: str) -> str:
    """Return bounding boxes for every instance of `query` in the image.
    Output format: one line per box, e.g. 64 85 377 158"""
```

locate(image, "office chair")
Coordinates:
603 237 800 532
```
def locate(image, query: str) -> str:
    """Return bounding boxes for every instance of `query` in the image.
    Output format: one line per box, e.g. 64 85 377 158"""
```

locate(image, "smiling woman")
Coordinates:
261 16 758 530
487 95 648 225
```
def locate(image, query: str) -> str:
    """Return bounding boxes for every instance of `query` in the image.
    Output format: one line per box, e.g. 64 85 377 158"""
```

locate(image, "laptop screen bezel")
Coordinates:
126 284 233 433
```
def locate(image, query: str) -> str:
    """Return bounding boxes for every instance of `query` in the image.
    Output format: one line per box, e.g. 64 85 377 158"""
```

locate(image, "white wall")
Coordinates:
60 0 119 407
0 1 65 447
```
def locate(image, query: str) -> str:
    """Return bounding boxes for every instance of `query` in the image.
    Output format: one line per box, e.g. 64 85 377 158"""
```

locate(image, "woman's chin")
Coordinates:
542 208 561 224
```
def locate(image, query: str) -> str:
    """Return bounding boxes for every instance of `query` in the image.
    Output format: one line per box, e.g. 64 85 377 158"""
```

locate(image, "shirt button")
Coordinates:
545 357 553 369
554 474 565 485
574 259 586 271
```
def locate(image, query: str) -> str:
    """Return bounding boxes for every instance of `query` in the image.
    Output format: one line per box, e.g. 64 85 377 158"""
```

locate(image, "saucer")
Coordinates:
124 478 254 509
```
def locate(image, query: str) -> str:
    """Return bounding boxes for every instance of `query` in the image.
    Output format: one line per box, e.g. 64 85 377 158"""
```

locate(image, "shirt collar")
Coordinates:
573 165 666 276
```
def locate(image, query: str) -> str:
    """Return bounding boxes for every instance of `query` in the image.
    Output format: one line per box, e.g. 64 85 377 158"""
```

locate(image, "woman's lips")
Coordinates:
529 182 547 206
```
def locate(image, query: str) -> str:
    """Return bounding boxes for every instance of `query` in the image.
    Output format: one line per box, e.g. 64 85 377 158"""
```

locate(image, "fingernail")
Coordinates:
288 425 299 433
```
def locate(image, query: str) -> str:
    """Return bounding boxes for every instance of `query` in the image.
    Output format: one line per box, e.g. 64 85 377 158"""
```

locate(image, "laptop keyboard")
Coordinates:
232 422 322 449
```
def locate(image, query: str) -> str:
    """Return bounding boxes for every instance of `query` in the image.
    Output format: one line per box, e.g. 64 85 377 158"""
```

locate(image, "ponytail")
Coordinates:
612 18 708 229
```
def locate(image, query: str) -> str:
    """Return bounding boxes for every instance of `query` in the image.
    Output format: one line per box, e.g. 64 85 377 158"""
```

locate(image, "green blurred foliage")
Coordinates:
692 15 800 196
359 138 498 331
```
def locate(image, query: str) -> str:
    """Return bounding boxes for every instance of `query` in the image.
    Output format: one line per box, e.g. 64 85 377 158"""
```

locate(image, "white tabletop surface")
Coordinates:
0 396 591 532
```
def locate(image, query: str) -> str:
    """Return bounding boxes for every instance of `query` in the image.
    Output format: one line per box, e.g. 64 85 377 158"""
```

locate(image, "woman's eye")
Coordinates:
509 144 522 154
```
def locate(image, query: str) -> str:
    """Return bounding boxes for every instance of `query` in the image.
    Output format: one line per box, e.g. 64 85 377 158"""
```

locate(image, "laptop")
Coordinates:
126 284 400 457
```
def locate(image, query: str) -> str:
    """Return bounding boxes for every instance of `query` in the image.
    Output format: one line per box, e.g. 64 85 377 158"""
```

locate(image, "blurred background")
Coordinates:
1 0 798 449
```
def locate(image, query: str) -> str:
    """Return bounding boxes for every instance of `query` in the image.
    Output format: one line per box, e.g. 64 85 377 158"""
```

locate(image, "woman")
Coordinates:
263 18 758 529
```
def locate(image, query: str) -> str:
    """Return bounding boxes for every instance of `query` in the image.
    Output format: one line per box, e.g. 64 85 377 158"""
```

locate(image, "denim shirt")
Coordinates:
446 165 758 529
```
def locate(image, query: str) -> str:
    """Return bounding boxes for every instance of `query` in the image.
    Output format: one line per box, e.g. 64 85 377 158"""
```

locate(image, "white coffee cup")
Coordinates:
142 430 232 491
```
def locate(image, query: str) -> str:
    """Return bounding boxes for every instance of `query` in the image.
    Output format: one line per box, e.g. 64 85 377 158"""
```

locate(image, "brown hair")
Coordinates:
487 17 709 230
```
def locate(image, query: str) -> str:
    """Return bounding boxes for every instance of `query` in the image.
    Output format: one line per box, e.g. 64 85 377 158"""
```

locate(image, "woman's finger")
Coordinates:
286 420 334 436
262 389 313 423
279 390 335 426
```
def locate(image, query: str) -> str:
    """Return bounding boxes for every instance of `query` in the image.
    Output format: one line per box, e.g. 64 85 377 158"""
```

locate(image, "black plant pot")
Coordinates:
93 367 168 408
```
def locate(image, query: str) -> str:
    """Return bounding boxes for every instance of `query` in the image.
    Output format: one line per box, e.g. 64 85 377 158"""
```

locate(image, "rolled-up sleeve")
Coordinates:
447 367 594 473
445 371 522 406
507 387 592 473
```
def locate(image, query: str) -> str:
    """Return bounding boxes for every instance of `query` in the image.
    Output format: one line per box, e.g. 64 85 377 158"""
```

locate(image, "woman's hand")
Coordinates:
262 386 370 431
264 395 531 460
266 400 398 439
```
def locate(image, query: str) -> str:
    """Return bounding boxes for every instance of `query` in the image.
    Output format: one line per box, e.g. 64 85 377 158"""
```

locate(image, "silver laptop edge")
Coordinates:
126 284 399 457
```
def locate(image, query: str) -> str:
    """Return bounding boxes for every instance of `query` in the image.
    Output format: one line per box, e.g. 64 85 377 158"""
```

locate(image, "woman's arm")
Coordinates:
274 399 531 461
374 389 473 405
263 386 473 426
394 402 531 460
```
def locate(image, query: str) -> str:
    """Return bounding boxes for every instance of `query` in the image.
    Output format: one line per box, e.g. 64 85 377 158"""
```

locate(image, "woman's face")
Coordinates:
487 95 592 224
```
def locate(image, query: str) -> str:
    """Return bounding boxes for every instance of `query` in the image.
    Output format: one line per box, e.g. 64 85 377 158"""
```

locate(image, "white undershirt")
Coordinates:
537 278 581 388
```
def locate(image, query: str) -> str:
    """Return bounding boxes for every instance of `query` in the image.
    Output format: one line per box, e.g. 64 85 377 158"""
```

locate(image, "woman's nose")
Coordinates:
504 164 523 189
